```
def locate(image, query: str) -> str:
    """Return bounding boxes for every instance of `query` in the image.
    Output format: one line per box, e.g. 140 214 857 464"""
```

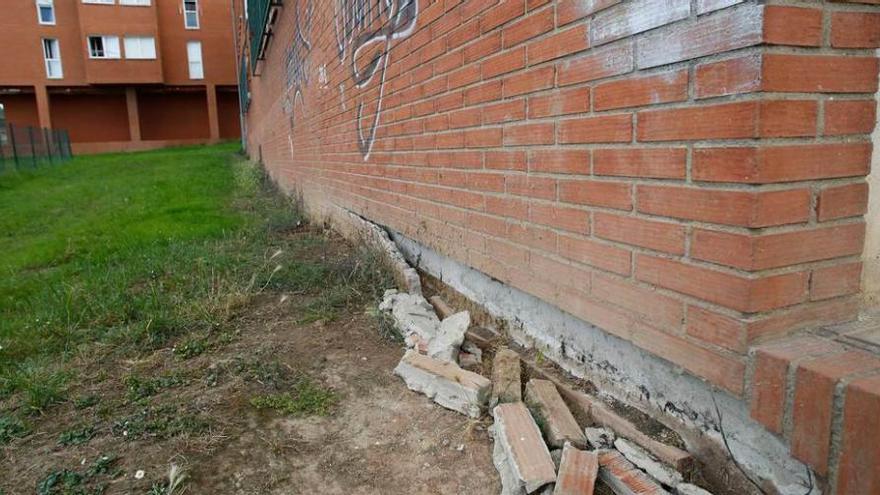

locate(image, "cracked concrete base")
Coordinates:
389 230 820 495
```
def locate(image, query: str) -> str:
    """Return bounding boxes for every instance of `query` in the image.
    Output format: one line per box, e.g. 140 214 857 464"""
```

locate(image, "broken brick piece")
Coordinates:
394 350 491 418
492 347 523 406
429 295 455 319
554 443 598 495
598 449 668 495
526 379 587 448
492 402 558 493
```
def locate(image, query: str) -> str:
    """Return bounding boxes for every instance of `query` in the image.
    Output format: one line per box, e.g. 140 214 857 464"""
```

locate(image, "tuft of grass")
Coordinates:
173 337 207 359
72 395 99 410
0 414 30 444
58 425 97 446
124 373 186 402
0 360 68 414
36 453 118 495
111 406 209 440
249 375 336 417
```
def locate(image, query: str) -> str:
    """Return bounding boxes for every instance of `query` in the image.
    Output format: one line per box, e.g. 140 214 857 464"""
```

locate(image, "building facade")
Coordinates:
0 0 241 154
236 1 880 493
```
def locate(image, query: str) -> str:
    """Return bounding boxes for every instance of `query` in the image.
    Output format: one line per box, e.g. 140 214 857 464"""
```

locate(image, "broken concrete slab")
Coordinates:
427 311 470 363
598 449 669 495
393 350 490 418
585 427 616 450
492 348 523 406
492 402 557 494
380 290 440 345
526 379 587 449
553 443 598 495
348 212 422 295
429 295 455 319
676 483 713 495
615 438 683 488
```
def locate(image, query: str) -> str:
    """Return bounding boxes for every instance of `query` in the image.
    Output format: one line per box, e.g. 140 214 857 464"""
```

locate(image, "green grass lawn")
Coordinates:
0 143 367 416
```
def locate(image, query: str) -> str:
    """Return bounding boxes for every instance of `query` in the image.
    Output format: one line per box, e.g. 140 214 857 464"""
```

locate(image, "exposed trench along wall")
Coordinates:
241 1 880 493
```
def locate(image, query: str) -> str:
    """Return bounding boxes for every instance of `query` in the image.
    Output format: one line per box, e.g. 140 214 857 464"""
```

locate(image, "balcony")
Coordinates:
248 0 282 74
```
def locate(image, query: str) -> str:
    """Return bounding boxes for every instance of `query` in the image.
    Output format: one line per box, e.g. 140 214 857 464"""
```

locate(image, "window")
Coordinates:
82 0 115 4
183 0 199 29
120 0 150 4
36 0 55 25
124 36 156 59
42 38 63 78
187 41 203 79
88 35 120 59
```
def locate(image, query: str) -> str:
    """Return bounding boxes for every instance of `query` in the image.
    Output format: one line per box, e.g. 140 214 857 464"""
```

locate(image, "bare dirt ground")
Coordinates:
0 230 500 494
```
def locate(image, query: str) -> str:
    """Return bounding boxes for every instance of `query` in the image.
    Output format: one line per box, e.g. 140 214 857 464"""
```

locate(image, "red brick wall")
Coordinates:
217 89 242 140
51 92 131 143
0 93 40 128
242 1 879 490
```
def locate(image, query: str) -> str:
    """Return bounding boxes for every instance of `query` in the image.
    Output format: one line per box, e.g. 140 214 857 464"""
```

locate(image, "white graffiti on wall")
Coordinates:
283 0 313 130
334 0 419 159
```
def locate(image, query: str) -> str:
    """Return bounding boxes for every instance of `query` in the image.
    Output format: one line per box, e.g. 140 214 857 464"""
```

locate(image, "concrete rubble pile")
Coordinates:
373 232 712 494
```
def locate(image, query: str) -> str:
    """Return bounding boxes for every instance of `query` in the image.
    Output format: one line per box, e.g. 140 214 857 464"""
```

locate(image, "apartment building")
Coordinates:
0 0 241 154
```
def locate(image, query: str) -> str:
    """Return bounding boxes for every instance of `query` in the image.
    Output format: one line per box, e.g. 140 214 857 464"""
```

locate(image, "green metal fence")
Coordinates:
0 123 73 173
248 0 282 71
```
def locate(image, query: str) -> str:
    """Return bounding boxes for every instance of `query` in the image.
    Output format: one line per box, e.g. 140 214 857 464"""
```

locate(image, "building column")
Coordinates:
125 87 142 143
35 84 51 129
206 83 220 142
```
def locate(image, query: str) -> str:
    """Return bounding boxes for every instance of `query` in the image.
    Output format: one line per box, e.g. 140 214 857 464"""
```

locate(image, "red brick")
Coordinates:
556 0 620 26
635 254 808 313
482 99 526 124
817 182 869 221
502 8 554 48
824 100 877 136
554 445 598 495
594 212 685 254
528 87 590 118
636 5 763 68
758 100 817 138
464 32 502 63
749 337 842 434
558 235 632 275
763 54 880 93
527 24 589 65
693 143 872 183
486 150 527 170
593 148 686 179
482 47 526 78
504 122 555 145
449 107 482 128
691 223 866 271
685 306 745 353
592 273 684 330
559 179 632 210
590 0 690 46
637 102 757 141
695 53 762 99
509 222 558 252
503 66 555 97
465 80 502 105
836 374 880 495
746 298 860 345
529 202 590 234
636 186 811 227
528 149 589 174
792 351 880 473
559 114 632 144
557 43 633 86
507 174 558 199
480 0 525 33
464 127 504 147
593 70 688 111
811 262 862 302
831 11 880 48
763 6 823 47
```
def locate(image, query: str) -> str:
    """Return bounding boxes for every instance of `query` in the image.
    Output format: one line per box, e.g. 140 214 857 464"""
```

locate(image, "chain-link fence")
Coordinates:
0 123 73 173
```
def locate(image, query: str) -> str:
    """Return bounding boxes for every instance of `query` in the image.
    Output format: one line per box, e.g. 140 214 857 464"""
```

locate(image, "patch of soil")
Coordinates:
1 275 500 494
